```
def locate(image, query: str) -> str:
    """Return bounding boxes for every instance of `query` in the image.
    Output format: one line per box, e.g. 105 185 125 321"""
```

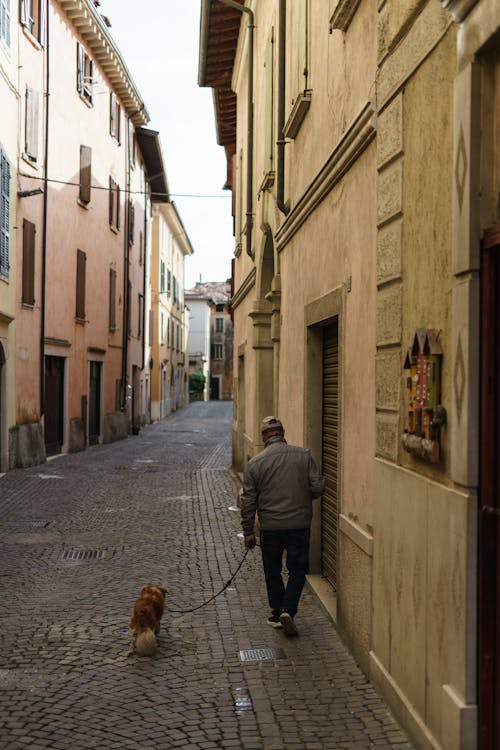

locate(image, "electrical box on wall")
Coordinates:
402 328 446 464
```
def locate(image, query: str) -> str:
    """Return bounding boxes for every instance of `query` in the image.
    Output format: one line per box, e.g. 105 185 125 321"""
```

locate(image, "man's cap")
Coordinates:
260 415 284 433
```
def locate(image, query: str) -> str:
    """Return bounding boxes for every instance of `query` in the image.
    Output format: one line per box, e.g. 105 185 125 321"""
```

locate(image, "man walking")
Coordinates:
241 416 325 635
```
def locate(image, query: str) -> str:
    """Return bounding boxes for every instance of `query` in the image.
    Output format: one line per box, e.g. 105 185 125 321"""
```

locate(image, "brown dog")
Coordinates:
128 585 168 656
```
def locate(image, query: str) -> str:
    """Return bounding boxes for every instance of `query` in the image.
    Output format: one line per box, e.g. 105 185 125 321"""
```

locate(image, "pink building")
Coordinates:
9 0 164 466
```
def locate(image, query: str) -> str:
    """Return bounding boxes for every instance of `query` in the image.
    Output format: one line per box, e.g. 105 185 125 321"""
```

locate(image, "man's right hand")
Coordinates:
244 534 256 549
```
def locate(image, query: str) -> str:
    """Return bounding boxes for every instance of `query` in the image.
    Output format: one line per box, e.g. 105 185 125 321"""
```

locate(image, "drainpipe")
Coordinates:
217 0 254 259
40 0 50 416
277 0 289 215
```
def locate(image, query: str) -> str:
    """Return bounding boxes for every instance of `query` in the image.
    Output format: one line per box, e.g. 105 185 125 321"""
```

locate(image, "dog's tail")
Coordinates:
136 628 157 656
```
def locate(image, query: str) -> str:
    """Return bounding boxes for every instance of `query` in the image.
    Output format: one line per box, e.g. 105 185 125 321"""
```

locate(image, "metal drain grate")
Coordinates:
30 520 50 528
239 648 286 662
61 548 105 561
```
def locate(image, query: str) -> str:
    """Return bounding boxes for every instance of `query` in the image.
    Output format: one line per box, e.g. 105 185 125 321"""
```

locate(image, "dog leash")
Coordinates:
168 547 250 614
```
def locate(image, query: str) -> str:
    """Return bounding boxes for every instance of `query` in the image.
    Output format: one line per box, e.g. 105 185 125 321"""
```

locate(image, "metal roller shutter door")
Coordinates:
321 322 339 590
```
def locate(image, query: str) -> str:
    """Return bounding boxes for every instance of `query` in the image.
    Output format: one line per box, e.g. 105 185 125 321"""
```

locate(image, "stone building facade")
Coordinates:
199 1 500 749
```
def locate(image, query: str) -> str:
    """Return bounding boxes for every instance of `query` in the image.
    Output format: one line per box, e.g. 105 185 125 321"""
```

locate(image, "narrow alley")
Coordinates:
0 402 412 750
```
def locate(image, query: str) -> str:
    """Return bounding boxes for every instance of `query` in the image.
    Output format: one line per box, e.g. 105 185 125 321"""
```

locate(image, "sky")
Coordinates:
101 0 235 290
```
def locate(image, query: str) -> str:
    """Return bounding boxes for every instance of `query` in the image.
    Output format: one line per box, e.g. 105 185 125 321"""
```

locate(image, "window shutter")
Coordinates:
116 185 121 230
39 0 46 46
79 145 91 204
76 249 86 320
25 87 39 162
20 0 28 26
110 92 116 137
0 149 10 278
109 268 116 329
149 309 154 346
128 201 135 245
108 176 114 225
77 43 84 94
22 219 36 305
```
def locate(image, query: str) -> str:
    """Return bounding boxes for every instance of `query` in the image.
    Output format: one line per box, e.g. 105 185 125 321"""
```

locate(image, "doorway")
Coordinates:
321 321 340 591
479 227 500 750
44 355 65 455
88 361 102 445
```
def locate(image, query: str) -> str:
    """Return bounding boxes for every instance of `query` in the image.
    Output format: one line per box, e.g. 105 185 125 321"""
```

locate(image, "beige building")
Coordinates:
0 0 18 473
186 280 233 401
150 200 193 420
199 1 500 749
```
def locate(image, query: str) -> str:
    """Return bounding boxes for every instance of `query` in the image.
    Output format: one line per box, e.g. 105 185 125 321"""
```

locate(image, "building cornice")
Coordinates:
329 0 362 32
437 0 480 23
56 0 149 126
276 100 376 252
230 267 256 311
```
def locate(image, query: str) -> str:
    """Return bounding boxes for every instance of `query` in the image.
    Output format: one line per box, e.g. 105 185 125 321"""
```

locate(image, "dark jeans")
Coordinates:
259 528 310 618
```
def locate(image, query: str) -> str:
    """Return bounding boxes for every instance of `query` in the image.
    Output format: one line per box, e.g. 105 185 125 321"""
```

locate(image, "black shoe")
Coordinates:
267 615 283 629
279 612 298 636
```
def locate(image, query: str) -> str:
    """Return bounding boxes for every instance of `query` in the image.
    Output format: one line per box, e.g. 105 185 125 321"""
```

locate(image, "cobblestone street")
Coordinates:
0 402 413 750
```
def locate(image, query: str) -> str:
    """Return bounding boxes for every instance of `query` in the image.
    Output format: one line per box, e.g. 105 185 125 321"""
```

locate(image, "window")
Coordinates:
167 314 170 347
127 281 131 335
128 200 135 245
20 0 45 45
22 219 35 305
76 249 86 321
25 87 39 163
149 309 154 346
76 42 93 105
0 0 11 47
128 120 135 167
109 268 116 330
176 323 180 352
167 269 171 298
109 92 121 142
160 312 165 345
109 177 120 230
139 230 143 266
212 344 224 360
138 293 143 337
173 276 178 305
160 260 165 293
215 317 224 333
79 145 91 205
0 147 10 279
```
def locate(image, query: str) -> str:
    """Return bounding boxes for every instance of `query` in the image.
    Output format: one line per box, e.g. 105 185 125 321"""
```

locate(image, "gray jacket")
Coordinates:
241 436 325 536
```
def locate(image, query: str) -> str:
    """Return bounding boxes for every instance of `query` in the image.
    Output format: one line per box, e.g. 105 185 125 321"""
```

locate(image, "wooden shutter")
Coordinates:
0 148 10 278
149 309 154 346
321 321 339 590
22 219 36 305
76 43 84 94
108 176 114 225
25 87 39 162
110 92 116 137
20 0 28 26
128 201 135 245
79 145 91 204
76 249 86 320
109 268 116 329
39 0 46 45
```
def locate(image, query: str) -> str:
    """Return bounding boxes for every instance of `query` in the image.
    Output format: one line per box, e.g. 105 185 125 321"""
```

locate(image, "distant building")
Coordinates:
186 281 233 401
150 202 193 421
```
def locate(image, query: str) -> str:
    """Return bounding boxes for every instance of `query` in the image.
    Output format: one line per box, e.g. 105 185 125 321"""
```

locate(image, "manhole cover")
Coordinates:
60 548 106 561
239 648 286 662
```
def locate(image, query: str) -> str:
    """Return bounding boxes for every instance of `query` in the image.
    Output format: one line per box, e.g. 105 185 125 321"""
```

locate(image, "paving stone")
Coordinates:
0 402 413 750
